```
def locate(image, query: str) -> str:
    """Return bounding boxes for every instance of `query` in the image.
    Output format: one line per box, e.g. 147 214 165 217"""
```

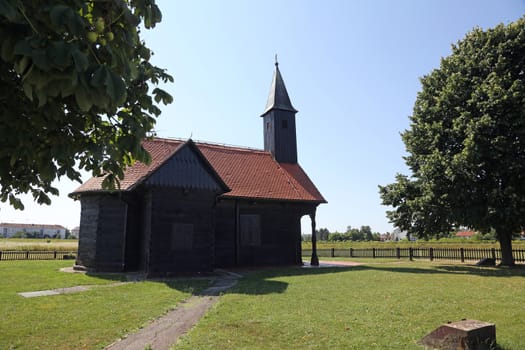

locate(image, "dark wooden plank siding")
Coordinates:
215 199 311 267
77 191 315 273
263 110 298 163
147 187 216 275
124 193 142 271
77 196 100 268
214 201 236 267
239 202 303 266
273 113 297 163
94 196 128 271
140 189 153 272
146 144 223 191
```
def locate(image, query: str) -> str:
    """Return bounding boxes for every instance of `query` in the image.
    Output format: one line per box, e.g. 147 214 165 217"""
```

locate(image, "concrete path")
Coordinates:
104 271 241 350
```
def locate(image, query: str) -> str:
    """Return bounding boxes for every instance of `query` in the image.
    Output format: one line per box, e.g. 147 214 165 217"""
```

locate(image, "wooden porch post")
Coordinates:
310 207 319 266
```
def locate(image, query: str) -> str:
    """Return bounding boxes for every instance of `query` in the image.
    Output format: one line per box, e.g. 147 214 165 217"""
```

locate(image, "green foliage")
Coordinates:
326 225 381 242
0 0 173 208
301 234 311 241
379 16 525 266
473 230 498 241
317 227 330 240
12 230 25 238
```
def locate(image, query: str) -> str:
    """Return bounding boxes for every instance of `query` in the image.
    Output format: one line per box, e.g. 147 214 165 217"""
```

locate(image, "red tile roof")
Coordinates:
72 138 326 203
455 230 476 237
77 140 185 193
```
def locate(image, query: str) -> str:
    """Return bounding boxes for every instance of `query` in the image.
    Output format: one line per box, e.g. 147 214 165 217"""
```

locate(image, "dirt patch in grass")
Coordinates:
317 260 363 266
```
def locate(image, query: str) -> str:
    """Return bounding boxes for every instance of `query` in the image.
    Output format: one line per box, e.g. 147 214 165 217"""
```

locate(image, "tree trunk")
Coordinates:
497 228 515 267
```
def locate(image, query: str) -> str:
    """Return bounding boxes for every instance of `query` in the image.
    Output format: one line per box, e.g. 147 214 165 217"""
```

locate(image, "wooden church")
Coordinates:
71 62 326 276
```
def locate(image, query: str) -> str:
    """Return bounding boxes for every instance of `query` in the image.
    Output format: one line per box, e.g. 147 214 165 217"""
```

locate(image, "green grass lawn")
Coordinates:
3 260 525 349
0 261 209 350
174 260 525 350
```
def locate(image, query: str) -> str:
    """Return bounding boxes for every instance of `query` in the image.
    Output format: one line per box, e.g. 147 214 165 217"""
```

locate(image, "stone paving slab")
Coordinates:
18 282 129 298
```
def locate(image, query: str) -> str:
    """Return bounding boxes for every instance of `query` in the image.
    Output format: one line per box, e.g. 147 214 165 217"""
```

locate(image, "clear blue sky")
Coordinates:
1 1 524 232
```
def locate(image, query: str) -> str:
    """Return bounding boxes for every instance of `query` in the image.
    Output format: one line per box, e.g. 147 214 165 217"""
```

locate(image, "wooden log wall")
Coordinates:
76 195 100 268
215 200 313 267
147 187 217 275
94 196 127 271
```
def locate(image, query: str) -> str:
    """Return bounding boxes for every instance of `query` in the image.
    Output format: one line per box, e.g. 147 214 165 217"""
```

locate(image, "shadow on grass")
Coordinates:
354 263 525 278
75 259 525 298
224 265 358 295
217 260 525 296
84 272 130 282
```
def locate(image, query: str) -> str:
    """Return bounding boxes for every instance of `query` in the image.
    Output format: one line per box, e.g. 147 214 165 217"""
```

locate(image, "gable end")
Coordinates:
145 141 229 192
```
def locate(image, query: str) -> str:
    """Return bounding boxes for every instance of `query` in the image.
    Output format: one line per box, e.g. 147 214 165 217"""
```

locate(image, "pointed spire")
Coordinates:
261 59 298 116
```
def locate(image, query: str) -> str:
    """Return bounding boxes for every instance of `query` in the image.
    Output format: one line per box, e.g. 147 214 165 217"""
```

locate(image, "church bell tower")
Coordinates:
261 61 298 164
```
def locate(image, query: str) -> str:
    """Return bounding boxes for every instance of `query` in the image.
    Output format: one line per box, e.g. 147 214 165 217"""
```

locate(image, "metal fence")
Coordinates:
0 251 76 261
302 247 525 263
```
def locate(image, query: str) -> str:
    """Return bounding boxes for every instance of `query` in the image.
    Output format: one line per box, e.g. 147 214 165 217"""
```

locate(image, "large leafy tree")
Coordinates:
379 17 525 266
0 0 173 208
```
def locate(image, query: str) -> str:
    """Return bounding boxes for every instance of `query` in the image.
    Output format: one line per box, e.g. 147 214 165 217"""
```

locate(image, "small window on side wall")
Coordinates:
172 223 194 250
281 119 288 129
240 214 261 246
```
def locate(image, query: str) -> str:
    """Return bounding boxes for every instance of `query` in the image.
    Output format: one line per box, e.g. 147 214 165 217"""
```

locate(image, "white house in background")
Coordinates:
70 226 80 239
0 223 67 239
392 228 410 241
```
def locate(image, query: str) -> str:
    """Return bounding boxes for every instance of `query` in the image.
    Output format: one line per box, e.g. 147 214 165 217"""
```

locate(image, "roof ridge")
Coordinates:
149 137 267 154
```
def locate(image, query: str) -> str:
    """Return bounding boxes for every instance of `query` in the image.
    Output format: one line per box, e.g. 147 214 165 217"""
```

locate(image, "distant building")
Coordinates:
71 226 80 239
392 228 408 241
455 230 476 239
0 223 67 239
